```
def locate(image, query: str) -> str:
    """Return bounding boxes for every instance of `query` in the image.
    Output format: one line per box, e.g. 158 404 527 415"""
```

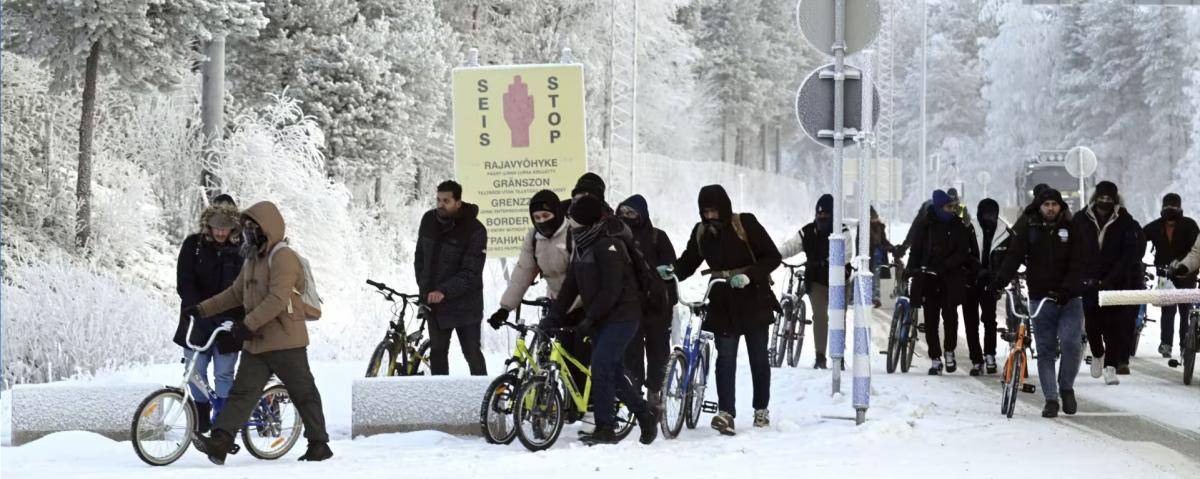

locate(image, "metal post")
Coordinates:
919 0 928 204
200 35 226 191
853 50 876 425
829 0 849 395
467 48 480 67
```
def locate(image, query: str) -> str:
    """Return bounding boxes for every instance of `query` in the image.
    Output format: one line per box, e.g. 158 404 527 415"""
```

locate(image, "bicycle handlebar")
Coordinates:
366 279 420 300
184 317 234 352
680 278 728 308
1006 294 1054 321
521 297 553 308
781 261 806 270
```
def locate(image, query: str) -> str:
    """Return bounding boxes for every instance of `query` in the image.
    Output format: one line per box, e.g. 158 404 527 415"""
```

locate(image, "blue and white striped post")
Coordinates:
827 0 850 397
851 50 876 425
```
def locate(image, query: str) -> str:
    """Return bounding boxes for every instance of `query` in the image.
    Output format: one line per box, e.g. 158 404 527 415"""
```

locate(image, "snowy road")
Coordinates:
2 307 1197 478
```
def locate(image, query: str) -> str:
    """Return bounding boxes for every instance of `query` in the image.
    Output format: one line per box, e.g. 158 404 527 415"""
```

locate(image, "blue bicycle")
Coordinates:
659 278 723 439
883 260 920 373
131 318 303 466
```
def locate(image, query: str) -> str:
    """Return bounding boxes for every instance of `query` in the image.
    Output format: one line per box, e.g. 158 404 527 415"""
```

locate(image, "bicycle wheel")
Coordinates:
480 373 520 444
397 340 431 376
242 385 303 460
685 342 711 430
1183 312 1197 385
886 303 904 374
1001 352 1024 419
514 376 564 452
613 387 637 441
902 309 918 373
130 387 194 466
769 303 788 368
365 340 396 377
787 301 807 368
659 351 687 439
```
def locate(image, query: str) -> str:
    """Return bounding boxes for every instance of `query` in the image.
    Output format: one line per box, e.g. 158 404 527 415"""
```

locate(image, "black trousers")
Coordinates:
1085 304 1137 367
428 323 488 376
623 312 671 393
921 283 959 360
213 347 328 443
1161 276 1196 347
963 285 998 364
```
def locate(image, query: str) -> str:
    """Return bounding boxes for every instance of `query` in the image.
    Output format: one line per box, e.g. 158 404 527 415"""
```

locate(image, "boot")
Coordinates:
194 402 213 434
753 409 770 428
1061 389 1077 415
196 429 237 466
1090 355 1104 378
944 351 957 373
1159 343 1172 359
636 410 658 445
647 389 664 415
985 354 998 375
297 441 334 462
1116 362 1130 375
711 411 736 436
1103 366 1120 385
1041 400 1060 418
928 359 943 376
580 425 619 446
969 363 983 377
814 354 827 370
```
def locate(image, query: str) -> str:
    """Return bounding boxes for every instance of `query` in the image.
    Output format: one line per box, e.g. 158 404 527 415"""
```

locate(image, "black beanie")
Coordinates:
816 194 833 215
1163 193 1182 208
570 194 604 226
1037 188 1066 210
1032 183 1049 199
529 189 560 215
571 172 606 201
1095 181 1118 200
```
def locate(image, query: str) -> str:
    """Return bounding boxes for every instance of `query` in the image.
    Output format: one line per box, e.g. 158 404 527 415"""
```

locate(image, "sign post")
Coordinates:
452 63 587 258
1065 146 1097 206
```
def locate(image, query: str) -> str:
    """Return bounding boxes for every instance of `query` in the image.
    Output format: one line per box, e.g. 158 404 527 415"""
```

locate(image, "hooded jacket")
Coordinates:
675 185 782 335
1073 195 1144 306
175 203 246 353
906 204 973 306
992 190 1087 299
198 201 311 354
415 202 488 329
500 220 574 312
1143 214 1200 271
618 194 679 313
969 200 1013 280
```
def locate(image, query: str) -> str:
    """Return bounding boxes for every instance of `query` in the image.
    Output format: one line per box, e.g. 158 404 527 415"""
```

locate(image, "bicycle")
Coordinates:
769 262 810 368
1167 306 1198 385
659 278 722 439
997 291 1053 419
480 297 551 444
882 259 921 374
511 325 637 451
363 279 431 377
1131 264 1165 358
131 318 303 466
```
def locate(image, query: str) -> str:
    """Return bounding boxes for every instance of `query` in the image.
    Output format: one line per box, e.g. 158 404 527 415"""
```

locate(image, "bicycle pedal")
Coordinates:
803 320 813 325
916 324 927 333
229 443 241 455
701 401 719 414
1021 384 1036 394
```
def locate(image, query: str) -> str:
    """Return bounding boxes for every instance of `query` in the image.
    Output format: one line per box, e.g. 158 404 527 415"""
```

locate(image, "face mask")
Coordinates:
816 218 833 233
240 226 265 258
704 219 724 237
1095 200 1115 215
1162 208 1182 221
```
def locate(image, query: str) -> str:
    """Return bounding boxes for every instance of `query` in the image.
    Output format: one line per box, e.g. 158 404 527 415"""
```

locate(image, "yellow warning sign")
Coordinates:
453 64 587 257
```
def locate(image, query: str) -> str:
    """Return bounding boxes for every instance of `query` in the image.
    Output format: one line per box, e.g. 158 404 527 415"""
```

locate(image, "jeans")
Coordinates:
963 285 998 364
1031 297 1084 402
183 347 238 402
591 320 647 428
428 323 488 376
212 347 328 443
714 324 771 416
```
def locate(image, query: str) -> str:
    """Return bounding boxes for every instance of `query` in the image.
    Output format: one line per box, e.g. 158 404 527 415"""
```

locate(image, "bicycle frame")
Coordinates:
673 279 724 406
176 318 280 430
371 284 429 376
1003 294 1052 384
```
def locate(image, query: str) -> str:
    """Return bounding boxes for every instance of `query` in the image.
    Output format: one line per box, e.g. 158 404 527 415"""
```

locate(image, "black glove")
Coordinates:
231 321 251 341
1046 290 1066 305
488 308 510 330
1172 263 1190 279
538 312 561 331
983 282 1001 300
183 305 202 320
1081 278 1100 291
894 245 908 259
574 317 595 338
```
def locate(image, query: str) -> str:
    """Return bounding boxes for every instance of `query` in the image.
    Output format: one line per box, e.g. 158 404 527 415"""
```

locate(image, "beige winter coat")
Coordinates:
199 201 310 354
500 222 578 312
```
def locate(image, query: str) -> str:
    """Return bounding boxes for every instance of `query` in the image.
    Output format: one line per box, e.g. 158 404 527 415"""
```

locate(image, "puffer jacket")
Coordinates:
414 203 488 329
198 201 311 354
500 221 575 311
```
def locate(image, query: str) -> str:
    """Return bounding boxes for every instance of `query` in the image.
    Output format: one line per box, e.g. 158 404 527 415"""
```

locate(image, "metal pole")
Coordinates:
631 0 639 194
852 50 875 426
919 0 928 204
829 0 848 395
200 34 226 191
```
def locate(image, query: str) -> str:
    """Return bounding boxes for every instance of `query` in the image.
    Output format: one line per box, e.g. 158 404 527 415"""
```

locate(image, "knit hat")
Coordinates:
1094 181 1119 200
932 190 952 209
1037 188 1067 210
1163 193 1182 208
571 172 606 201
816 194 834 215
947 188 960 201
569 194 605 227
529 189 560 215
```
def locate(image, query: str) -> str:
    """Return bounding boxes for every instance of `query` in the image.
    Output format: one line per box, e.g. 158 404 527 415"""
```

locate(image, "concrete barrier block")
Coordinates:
351 376 493 439
12 382 161 446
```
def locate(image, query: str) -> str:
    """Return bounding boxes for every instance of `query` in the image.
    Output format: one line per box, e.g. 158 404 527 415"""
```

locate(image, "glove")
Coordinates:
231 321 252 342
183 305 202 320
1046 290 1066 305
538 312 561 331
894 245 909 258
488 308 510 330
730 274 751 289
574 317 595 338
983 282 1001 300
1172 263 1190 279
656 265 675 280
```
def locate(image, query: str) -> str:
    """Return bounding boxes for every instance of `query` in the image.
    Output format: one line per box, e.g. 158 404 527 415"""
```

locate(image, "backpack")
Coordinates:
608 222 671 317
268 240 323 321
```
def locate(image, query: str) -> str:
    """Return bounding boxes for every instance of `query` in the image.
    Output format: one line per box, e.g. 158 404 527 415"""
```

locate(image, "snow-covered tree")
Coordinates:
2 0 266 250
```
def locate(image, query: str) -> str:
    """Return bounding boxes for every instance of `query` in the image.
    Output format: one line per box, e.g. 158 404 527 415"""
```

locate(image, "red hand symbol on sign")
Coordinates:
503 76 534 148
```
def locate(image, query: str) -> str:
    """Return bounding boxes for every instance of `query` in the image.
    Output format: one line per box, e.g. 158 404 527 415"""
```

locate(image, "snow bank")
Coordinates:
10 382 160 446
351 376 492 439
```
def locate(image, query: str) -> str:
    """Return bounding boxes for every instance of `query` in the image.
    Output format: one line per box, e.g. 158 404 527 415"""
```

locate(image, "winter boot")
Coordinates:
814 354 827 370
196 429 237 466
944 351 957 373
753 409 770 428
647 389 664 415
711 411 736 436
1090 355 1104 378
928 359 943 376
1103 366 1120 385
969 363 983 377
1116 362 1130 375
1159 343 1172 358
194 402 213 434
580 425 619 446
636 409 658 445
985 354 998 375
1061 389 1077 415
1041 400 1060 418
297 441 334 462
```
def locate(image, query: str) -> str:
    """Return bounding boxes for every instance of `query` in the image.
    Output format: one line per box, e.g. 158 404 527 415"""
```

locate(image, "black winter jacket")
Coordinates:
1144 216 1200 272
415 204 488 329
175 234 245 354
992 209 1087 300
552 234 643 327
906 207 973 306
618 195 679 313
1074 205 1144 308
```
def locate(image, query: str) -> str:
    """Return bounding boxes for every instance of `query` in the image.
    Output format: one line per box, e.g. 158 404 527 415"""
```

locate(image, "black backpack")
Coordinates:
610 221 672 317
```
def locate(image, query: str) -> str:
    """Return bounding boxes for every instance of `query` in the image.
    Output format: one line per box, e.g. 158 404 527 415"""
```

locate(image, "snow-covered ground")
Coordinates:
2 304 1197 478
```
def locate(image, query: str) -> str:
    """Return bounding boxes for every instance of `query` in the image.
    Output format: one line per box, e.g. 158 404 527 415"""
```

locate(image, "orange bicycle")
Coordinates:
998 292 1052 418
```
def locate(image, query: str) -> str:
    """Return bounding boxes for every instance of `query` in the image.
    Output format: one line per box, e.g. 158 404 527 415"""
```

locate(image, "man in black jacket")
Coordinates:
674 185 781 435
414 180 488 376
777 194 849 369
175 195 245 433
546 195 657 446
907 190 973 375
617 194 677 410
1144 193 1199 358
1075 181 1143 383
963 198 1012 376
988 188 1087 418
